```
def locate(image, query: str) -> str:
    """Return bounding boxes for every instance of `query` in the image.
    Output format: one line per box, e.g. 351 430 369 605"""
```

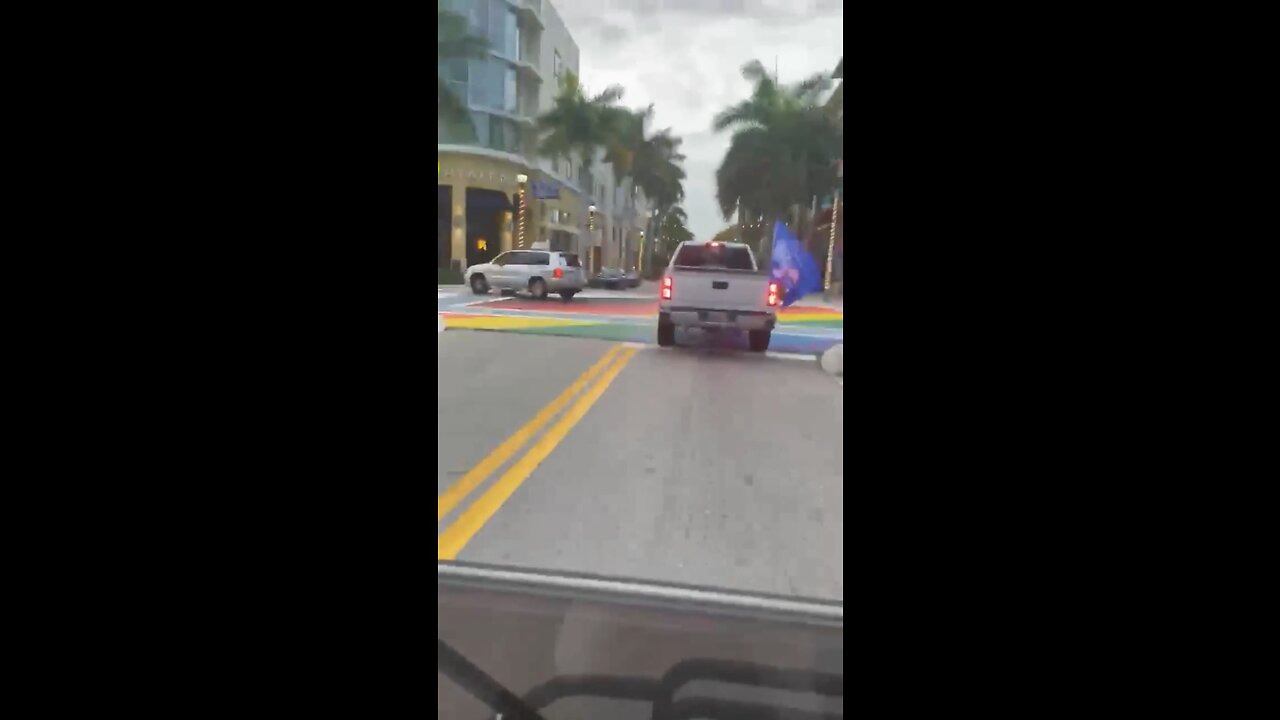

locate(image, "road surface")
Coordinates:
437 326 844 602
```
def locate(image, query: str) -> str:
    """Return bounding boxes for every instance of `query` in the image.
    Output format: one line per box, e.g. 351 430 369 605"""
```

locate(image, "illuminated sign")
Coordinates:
438 167 511 185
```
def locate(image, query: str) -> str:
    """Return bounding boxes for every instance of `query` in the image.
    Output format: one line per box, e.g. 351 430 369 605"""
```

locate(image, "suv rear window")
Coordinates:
563 254 581 267
512 251 550 265
673 244 755 271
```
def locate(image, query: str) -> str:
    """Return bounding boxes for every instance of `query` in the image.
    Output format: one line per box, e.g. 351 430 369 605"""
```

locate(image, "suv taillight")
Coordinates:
554 267 563 279
661 276 673 300
767 282 779 307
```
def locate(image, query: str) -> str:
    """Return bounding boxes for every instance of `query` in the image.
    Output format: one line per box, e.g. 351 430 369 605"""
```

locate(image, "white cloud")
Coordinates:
550 0 843 240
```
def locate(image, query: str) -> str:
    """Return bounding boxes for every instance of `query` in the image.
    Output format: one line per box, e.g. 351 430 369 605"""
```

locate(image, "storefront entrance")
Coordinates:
438 186 452 269
465 188 512 268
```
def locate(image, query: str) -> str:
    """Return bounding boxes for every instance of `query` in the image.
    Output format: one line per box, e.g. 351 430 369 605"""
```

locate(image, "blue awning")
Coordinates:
531 179 562 200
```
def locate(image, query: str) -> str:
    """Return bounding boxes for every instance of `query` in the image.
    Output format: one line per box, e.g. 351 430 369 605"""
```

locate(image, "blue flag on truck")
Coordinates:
769 221 823 307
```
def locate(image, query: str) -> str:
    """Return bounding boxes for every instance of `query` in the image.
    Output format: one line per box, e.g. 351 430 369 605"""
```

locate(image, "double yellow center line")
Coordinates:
438 344 638 560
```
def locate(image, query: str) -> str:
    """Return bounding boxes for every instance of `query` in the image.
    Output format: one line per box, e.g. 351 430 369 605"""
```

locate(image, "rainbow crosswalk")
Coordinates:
439 298 843 354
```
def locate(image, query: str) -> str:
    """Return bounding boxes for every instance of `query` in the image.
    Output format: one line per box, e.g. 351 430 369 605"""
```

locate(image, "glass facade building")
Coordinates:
439 0 530 155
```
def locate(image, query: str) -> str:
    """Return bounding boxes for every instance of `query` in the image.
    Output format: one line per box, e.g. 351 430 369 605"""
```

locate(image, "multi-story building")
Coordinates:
437 0 648 276
581 151 651 274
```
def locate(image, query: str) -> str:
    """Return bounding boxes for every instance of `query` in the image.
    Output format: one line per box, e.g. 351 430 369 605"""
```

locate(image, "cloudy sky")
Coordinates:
550 0 843 240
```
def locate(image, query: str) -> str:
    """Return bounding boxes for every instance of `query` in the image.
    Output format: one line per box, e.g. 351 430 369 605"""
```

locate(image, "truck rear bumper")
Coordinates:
662 307 775 331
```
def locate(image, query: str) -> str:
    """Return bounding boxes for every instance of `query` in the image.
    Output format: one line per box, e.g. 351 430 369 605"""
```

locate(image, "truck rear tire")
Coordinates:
748 329 771 352
657 314 675 347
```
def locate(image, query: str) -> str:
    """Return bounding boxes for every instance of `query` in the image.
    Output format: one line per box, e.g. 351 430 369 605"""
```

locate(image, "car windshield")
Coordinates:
440 1 843 716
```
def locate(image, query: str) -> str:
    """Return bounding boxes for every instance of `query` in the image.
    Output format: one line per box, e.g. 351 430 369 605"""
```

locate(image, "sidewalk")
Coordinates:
797 293 843 378
797 292 843 311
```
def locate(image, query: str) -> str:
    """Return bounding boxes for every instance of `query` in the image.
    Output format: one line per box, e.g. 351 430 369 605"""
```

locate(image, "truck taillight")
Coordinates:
661 276 673 300
767 282 779 307
554 267 563 279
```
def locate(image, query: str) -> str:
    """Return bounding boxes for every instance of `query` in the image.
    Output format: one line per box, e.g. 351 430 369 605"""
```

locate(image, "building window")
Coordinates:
470 0 488 36
486 116 518 153
554 50 563 82
504 10 519 59
489 117 505 151
504 67 517 113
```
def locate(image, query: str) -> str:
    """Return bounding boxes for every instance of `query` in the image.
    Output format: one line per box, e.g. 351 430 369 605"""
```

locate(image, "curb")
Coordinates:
819 344 843 377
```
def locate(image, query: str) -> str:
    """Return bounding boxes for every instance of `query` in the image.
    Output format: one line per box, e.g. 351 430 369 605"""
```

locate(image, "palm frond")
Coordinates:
713 58 844 223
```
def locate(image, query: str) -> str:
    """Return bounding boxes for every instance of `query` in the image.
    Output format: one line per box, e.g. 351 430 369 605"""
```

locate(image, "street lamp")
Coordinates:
516 173 528 249
588 204 598 273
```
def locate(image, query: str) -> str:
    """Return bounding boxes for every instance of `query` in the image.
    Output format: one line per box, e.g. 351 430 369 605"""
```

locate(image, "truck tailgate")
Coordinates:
670 270 770 312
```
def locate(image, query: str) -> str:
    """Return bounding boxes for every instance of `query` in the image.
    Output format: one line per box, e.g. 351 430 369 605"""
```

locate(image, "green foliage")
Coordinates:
659 206 693 248
708 223 768 259
536 73 685 206
713 60 841 224
607 105 686 212
535 73 688 277
536 71 626 172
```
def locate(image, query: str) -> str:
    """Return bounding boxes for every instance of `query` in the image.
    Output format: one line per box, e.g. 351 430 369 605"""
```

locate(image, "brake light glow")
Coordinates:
767 282 779 307
661 276 672 300
554 267 563 279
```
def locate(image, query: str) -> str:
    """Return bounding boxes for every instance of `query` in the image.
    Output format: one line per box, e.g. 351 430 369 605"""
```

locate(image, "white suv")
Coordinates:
465 250 587 301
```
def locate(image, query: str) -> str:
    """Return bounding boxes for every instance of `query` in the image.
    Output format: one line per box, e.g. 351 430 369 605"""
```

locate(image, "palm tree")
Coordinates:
535 71 626 173
601 105 689 272
713 60 840 257
536 77 688 274
659 206 692 248
606 105 685 200
648 205 692 269
714 60 831 131
438 2 488 137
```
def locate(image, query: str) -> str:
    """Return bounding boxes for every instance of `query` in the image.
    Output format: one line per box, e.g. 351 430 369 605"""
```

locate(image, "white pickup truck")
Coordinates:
657 241 780 351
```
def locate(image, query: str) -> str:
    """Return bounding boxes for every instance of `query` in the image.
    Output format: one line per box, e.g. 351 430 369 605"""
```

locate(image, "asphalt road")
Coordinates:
437 329 844 602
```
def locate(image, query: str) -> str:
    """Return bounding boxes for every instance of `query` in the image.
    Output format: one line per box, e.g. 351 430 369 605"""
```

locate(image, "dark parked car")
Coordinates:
590 267 627 289
624 268 641 288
